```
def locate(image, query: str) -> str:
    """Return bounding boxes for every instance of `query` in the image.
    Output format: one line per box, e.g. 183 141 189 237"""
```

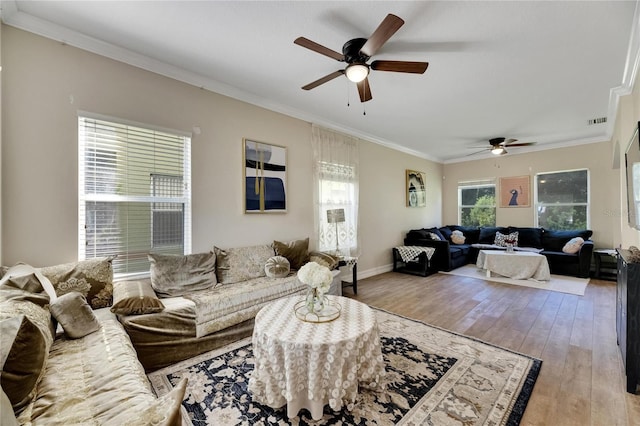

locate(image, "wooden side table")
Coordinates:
338 256 358 295
593 249 617 280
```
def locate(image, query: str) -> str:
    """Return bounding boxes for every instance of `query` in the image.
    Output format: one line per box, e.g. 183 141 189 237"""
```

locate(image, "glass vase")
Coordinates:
305 287 326 314
506 243 514 253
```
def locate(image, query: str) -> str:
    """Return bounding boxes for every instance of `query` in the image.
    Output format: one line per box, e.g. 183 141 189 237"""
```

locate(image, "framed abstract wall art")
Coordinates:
406 169 426 207
499 175 530 207
243 139 287 213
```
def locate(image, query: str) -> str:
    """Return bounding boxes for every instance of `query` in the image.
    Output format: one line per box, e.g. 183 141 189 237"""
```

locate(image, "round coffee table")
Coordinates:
248 295 386 420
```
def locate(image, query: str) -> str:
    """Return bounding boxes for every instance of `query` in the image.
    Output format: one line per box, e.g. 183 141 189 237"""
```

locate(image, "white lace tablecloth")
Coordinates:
476 250 550 280
248 295 386 420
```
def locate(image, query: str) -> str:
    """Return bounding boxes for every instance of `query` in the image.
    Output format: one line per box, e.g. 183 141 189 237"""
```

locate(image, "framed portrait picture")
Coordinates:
406 169 426 207
243 139 287 213
499 175 530 207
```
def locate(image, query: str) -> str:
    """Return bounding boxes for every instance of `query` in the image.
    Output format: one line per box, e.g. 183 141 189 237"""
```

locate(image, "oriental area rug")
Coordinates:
442 264 589 296
148 309 541 426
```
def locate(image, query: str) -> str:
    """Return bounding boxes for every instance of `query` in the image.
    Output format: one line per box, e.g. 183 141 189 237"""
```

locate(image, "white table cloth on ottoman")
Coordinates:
248 295 386 420
476 250 551 280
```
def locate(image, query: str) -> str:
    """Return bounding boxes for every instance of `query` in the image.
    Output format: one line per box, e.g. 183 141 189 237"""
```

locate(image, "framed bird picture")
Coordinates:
499 175 531 208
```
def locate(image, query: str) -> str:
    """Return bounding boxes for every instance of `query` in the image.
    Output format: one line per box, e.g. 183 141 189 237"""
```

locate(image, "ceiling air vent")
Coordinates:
588 117 607 125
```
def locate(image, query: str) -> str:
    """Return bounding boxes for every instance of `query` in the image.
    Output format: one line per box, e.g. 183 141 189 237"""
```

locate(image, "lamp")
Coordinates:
491 146 505 155
345 63 369 83
326 208 346 255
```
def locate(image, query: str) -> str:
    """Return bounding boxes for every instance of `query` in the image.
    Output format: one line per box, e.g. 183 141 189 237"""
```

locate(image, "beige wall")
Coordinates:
613 65 640 249
1 26 441 275
443 141 619 249
359 142 442 274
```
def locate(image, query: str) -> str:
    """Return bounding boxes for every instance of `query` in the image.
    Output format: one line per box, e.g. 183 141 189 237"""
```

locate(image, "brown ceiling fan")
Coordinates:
469 137 537 156
294 14 429 103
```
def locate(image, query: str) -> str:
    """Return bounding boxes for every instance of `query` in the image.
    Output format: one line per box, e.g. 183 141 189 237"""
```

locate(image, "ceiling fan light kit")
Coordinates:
345 64 369 83
294 13 429 103
467 137 537 157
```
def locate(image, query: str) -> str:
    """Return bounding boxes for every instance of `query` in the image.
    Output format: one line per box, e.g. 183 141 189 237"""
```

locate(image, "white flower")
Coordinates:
298 261 333 295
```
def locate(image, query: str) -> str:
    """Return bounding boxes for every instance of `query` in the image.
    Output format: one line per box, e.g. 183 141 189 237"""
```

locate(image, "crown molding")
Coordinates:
606 0 640 138
2 0 637 166
443 134 610 164
0 1 438 163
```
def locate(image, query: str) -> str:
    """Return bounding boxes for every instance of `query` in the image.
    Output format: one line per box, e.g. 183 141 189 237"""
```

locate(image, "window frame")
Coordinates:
316 161 358 255
458 180 497 227
534 168 590 229
78 113 192 278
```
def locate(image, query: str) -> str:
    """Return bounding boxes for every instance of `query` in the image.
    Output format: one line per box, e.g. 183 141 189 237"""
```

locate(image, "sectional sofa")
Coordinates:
1 239 341 424
404 225 594 278
1 260 186 425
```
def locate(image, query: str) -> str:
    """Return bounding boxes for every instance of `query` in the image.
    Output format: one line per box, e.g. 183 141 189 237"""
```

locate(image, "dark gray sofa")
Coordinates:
404 225 594 278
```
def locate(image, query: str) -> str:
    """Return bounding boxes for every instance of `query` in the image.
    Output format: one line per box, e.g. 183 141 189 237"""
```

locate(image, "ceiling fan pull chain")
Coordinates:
347 81 351 107
363 104 366 116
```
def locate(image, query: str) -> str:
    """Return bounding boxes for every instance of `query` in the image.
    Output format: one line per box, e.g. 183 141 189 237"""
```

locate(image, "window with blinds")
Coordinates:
78 115 191 276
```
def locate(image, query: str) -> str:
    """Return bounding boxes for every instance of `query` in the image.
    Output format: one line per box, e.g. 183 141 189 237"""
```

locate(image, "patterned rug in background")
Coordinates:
148 309 541 426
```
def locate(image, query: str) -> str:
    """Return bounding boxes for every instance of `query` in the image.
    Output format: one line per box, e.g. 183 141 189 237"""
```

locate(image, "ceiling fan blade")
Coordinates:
360 14 404 57
301 70 344 90
371 60 429 74
294 37 344 61
503 142 536 147
357 77 373 102
503 138 518 145
465 149 489 157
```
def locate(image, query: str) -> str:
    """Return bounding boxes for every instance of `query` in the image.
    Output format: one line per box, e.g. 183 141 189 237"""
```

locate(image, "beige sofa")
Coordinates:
1 240 340 423
116 243 341 372
1 261 185 426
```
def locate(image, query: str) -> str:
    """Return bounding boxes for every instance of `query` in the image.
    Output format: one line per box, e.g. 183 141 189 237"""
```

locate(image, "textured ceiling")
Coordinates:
3 1 639 162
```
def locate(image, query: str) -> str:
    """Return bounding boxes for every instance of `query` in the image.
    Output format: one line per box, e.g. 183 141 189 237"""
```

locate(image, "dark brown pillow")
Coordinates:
273 238 310 270
0 314 49 413
111 280 165 315
50 292 101 339
41 257 115 309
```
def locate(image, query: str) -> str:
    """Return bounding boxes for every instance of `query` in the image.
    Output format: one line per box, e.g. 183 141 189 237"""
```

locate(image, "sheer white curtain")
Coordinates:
311 125 360 257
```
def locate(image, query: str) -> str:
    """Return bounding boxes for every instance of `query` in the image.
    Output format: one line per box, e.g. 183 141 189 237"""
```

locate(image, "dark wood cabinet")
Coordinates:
616 249 640 394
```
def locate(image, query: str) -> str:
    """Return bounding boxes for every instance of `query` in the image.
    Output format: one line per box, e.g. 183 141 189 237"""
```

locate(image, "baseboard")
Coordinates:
356 263 394 281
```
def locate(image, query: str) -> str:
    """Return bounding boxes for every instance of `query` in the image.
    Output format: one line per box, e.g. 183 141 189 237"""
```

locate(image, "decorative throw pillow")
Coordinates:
41 257 115 309
451 230 466 245
265 256 290 278
50 292 101 339
0 311 51 413
562 237 585 254
111 280 165 315
495 231 519 247
214 244 275 285
149 252 216 297
0 264 58 303
273 238 310 270
309 251 340 270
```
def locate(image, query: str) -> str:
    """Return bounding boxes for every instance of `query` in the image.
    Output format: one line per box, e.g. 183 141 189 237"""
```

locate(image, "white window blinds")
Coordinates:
78 115 191 276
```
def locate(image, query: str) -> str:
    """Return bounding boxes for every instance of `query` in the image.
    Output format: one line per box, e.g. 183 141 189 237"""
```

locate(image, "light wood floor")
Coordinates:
343 271 640 426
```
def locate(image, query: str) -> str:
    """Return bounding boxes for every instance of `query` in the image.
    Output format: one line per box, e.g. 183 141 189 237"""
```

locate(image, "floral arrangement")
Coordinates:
298 261 333 314
298 261 333 295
